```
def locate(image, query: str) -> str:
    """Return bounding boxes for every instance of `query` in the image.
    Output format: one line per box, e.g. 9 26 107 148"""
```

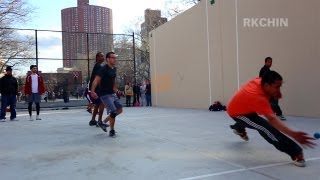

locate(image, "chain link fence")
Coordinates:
0 28 137 107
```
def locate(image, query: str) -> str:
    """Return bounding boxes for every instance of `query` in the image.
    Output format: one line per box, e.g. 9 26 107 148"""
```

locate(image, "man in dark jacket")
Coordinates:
0 66 18 121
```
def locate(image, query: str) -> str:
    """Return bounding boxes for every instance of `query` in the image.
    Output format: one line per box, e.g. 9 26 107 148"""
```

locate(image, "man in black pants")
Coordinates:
90 52 123 137
259 57 286 120
228 71 315 167
0 66 18 121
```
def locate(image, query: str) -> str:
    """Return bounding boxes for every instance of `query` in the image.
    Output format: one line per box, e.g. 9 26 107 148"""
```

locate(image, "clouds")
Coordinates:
16 28 63 72
36 31 63 72
94 0 166 33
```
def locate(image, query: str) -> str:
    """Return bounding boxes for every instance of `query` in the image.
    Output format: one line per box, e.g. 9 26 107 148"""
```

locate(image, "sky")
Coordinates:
20 0 170 73
26 0 168 32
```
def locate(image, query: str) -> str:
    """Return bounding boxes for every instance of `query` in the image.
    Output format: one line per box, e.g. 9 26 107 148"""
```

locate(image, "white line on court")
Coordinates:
16 110 83 117
177 157 320 180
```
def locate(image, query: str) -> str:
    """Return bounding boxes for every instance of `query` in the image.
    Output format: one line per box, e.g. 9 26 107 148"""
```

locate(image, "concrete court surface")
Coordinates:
0 107 319 180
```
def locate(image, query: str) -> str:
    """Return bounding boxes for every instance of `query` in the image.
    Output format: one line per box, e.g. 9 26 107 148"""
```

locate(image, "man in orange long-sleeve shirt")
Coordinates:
227 71 315 167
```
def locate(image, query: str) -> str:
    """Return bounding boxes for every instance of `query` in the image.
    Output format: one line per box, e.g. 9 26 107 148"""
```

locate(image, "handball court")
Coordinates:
0 107 319 180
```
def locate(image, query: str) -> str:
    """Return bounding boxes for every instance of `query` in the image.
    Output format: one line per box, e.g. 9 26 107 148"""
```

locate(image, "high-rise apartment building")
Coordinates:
61 0 113 68
141 9 167 49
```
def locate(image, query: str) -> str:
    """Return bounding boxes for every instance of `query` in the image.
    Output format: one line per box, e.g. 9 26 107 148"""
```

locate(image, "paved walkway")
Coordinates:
0 107 319 180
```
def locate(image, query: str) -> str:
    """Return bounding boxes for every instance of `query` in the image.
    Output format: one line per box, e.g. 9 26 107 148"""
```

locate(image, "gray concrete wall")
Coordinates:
150 0 320 118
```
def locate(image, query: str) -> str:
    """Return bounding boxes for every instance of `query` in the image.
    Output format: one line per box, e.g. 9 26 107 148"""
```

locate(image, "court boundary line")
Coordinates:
177 157 320 180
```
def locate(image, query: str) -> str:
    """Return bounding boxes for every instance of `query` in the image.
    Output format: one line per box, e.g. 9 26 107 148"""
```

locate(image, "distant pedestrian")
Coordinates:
84 84 93 114
24 65 45 121
133 83 140 106
140 81 146 106
0 66 18 121
125 82 133 107
43 91 48 102
145 79 152 106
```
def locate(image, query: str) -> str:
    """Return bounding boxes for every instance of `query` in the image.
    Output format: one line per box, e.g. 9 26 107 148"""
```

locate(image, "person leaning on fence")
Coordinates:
24 65 45 121
0 66 18 122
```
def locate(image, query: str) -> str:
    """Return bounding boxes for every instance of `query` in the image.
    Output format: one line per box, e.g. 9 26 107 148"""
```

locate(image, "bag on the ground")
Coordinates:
209 101 226 111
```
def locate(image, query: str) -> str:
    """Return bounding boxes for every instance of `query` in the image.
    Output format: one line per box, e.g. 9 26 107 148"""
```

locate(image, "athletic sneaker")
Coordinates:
97 120 108 132
29 116 34 121
10 118 18 121
0 118 6 122
278 115 286 121
109 129 115 137
292 153 306 167
97 120 109 127
36 115 41 120
232 129 249 141
89 120 97 126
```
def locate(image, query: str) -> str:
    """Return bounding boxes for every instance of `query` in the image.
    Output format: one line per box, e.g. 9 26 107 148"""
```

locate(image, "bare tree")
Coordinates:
113 35 135 87
163 0 199 18
0 0 34 73
116 1 199 85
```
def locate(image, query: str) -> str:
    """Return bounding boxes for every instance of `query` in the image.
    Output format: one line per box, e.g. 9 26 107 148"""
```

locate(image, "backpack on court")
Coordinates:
209 101 226 111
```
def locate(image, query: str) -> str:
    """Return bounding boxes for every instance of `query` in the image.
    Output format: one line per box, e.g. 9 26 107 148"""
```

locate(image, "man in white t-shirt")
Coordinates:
24 65 45 120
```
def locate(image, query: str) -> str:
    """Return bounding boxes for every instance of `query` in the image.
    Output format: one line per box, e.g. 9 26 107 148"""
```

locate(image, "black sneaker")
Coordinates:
230 125 249 141
97 120 109 127
233 129 249 141
97 120 107 132
109 129 115 137
89 120 97 126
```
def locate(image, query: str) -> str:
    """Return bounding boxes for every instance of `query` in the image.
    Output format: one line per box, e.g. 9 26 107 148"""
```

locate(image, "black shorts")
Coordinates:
91 97 102 105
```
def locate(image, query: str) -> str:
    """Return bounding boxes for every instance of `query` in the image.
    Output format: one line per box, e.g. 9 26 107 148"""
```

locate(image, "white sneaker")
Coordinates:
0 118 6 122
36 115 41 120
292 153 306 167
10 118 18 121
29 116 34 121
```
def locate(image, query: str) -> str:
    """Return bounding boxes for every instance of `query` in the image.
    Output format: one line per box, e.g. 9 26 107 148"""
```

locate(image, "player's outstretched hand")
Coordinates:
292 131 317 148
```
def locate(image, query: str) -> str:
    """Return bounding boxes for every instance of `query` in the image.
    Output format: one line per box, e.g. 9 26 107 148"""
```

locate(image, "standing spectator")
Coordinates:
133 83 140 106
90 51 123 137
24 65 45 121
0 66 18 121
125 82 133 107
140 81 146 106
88 52 105 127
51 91 55 101
83 83 93 114
259 57 286 120
43 91 48 102
145 79 152 106
17 91 22 102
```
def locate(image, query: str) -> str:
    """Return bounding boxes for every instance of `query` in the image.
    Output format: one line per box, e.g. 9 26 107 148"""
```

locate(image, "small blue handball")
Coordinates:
314 132 320 139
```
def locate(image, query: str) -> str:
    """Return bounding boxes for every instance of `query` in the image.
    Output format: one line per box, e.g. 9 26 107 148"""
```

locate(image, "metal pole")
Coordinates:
35 30 38 67
133 32 136 86
87 33 90 82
